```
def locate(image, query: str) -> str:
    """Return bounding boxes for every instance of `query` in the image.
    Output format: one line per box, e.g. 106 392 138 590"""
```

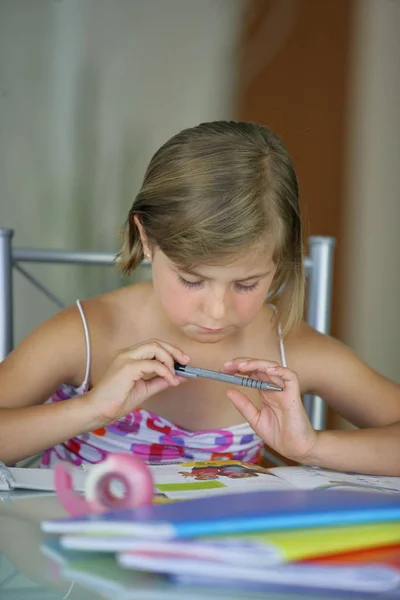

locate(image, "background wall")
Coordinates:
0 0 245 592
237 0 400 430
237 0 352 339
342 0 400 384
0 0 244 344
1 0 399 412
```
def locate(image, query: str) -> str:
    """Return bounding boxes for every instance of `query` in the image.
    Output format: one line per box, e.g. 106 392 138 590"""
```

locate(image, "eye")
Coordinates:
235 281 260 292
179 276 203 289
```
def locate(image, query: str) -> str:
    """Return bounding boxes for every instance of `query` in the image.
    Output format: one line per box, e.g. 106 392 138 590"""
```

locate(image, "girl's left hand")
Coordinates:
222 358 318 463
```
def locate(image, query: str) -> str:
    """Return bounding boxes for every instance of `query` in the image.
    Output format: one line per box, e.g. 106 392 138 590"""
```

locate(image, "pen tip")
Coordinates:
271 384 283 391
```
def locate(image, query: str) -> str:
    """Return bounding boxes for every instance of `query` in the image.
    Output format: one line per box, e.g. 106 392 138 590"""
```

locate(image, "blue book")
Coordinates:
42 489 400 539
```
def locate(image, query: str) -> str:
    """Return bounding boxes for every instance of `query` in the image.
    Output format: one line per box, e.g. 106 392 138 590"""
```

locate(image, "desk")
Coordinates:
0 492 97 599
0 490 391 600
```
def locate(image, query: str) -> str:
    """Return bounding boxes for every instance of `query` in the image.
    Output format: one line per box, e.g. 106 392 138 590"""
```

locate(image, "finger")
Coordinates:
222 358 279 373
143 375 172 397
263 366 300 395
244 365 299 393
151 340 190 365
122 342 189 376
120 340 190 364
223 360 284 388
226 389 261 433
128 358 180 387
222 357 254 372
264 365 299 383
230 359 286 375
134 371 189 402
249 369 285 389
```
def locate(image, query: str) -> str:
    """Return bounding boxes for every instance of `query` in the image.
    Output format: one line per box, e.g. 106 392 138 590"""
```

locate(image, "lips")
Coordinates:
196 326 225 333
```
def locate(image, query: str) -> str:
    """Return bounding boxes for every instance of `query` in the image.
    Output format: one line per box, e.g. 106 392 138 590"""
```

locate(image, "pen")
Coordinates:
174 362 283 392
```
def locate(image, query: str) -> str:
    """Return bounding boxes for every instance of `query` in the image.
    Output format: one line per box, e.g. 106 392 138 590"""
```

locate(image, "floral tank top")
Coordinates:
41 301 287 468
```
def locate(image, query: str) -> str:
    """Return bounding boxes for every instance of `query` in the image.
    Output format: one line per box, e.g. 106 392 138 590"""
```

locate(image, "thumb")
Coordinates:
227 389 261 433
137 376 171 400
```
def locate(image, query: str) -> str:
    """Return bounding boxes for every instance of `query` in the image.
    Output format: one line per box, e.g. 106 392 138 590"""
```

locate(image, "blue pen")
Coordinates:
174 362 282 392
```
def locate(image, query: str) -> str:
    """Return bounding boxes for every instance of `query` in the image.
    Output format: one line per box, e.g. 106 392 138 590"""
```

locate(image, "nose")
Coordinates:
202 288 227 322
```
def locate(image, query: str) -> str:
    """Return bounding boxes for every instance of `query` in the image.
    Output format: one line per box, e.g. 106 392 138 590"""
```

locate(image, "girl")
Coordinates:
0 121 399 475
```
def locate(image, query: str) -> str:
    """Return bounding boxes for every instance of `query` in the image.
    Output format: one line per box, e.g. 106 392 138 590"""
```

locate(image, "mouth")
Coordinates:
196 326 225 333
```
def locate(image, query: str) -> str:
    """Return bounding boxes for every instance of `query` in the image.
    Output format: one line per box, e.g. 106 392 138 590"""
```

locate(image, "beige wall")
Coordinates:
237 0 353 430
341 0 400 383
0 0 244 345
237 0 353 340
238 0 400 427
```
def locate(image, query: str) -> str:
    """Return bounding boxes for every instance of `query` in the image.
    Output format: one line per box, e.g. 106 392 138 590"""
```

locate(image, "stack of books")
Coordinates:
41 467 400 599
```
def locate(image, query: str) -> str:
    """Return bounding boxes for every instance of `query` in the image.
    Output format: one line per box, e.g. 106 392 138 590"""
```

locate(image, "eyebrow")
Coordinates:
179 268 272 282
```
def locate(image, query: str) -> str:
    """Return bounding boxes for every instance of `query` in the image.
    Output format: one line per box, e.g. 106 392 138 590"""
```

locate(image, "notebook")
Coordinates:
306 544 400 567
0 465 86 492
60 521 400 565
41 539 270 600
118 553 400 594
41 488 400 538
3 460 400 496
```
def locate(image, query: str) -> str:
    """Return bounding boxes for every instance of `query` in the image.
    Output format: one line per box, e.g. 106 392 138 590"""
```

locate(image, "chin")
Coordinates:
190 335 226 344
183 327 235 344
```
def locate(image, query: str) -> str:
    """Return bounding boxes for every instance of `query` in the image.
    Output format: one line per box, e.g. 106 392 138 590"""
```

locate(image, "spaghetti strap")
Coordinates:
268 304 287 367
277 322 287 367
76 299 91 390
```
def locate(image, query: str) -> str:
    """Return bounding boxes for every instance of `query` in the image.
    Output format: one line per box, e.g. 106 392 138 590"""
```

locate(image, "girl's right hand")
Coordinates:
85 340 190 428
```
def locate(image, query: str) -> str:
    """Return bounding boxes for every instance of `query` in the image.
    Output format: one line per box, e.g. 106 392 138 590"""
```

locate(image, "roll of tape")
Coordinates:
84 453 154 512
54 453 154 516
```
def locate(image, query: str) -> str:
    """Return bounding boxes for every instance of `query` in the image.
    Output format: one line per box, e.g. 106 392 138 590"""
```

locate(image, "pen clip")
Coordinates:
175 370 198 379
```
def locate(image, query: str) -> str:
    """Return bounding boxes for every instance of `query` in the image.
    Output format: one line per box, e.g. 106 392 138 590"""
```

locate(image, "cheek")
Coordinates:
233 290 268 322
154 276 196 321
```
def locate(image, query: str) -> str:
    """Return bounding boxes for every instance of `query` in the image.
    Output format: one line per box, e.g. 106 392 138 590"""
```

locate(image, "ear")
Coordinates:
133 215 151 259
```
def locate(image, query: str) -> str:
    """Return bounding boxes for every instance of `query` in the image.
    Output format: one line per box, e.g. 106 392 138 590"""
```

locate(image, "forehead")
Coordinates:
174 245 276 277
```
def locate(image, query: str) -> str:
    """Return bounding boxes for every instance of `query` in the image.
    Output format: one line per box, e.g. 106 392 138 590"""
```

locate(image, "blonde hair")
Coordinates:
118 121 304 336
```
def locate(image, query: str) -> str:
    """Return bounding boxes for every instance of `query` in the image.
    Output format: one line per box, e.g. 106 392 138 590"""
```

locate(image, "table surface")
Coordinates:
0 489 391 600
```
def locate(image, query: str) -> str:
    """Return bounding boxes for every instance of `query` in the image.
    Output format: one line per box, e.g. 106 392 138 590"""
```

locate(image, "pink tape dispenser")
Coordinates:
54 453 154 516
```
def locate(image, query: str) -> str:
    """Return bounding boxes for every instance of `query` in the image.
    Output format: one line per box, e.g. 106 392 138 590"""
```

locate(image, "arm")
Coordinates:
0 306 97 464
0 305 189 465
289 325 400 475
305 425 400 475
224 325 400 476
291 325 400 428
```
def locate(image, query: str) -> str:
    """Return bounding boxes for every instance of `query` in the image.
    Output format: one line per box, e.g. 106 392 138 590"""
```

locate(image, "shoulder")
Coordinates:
284 322 400 427
285 322 333 355
0 283 152 409
78 282 153 342
284 322 360 390
0 302 90 407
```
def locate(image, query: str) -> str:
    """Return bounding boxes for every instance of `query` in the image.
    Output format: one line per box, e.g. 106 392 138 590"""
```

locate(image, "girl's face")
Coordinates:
150 246 277 343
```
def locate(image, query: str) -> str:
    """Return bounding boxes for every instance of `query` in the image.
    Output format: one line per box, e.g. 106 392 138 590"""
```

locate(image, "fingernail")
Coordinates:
239 361 248 366
224 361 233 366
267 366 277 371
182 354 190 361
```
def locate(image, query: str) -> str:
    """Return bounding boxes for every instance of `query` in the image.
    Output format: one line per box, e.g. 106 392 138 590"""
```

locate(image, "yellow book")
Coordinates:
214 521 400 562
